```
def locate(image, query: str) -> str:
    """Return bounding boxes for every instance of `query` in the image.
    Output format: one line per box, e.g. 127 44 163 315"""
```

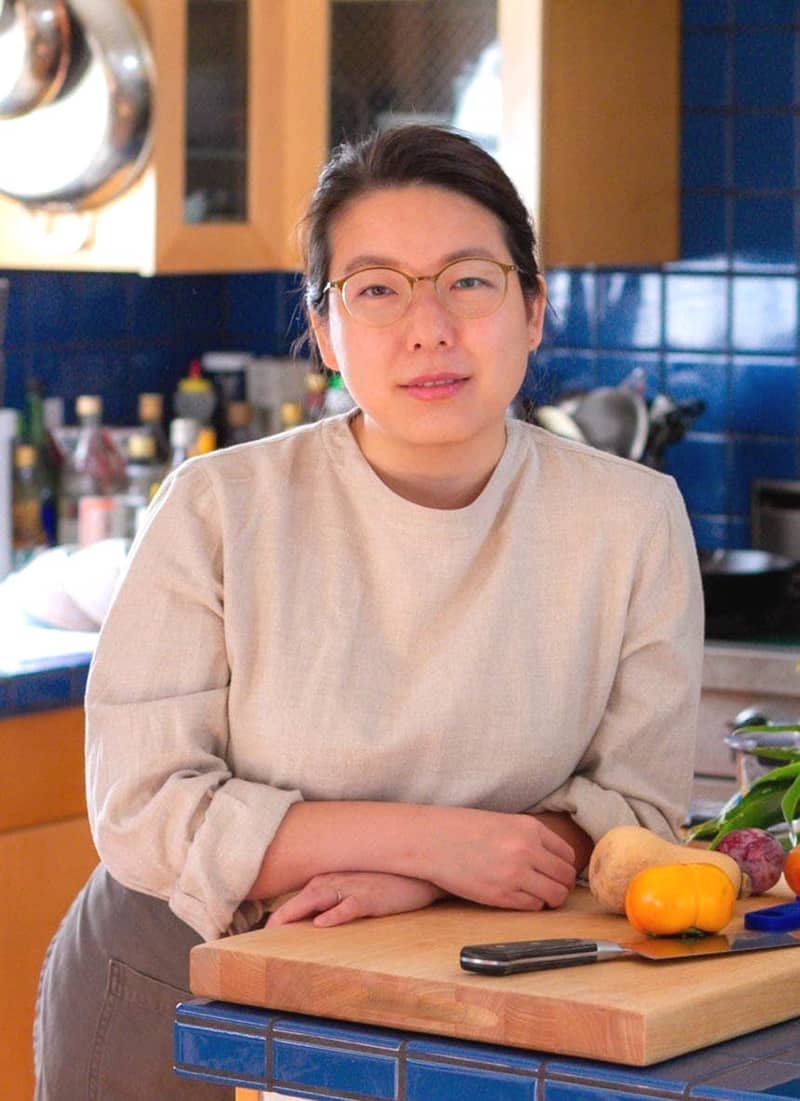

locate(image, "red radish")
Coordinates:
716 828 785 895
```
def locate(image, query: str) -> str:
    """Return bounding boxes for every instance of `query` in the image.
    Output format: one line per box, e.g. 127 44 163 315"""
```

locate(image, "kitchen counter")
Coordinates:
174 997 800 1099
704 640 800 697
0 571 96 716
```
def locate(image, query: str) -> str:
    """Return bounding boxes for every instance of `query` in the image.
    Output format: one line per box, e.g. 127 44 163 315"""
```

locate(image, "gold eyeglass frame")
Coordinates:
323 257 520 326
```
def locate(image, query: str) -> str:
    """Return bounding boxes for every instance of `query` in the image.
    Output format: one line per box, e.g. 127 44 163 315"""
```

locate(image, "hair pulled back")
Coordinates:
300 125 542 332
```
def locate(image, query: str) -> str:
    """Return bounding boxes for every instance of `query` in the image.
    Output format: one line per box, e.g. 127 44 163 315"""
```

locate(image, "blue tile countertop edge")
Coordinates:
175 999 800 1100
0 656 92 718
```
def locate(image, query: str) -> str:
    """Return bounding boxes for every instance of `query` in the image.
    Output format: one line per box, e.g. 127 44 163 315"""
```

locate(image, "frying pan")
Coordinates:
698 548 798 619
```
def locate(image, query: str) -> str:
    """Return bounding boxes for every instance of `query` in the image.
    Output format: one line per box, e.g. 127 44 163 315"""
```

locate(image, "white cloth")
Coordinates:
85 413 704 941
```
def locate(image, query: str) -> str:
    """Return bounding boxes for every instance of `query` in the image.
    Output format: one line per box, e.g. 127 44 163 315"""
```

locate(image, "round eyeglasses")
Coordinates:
323 257 520 327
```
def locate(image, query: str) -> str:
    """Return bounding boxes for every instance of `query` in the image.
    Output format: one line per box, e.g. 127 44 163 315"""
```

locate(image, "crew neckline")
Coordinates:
321 410 528 537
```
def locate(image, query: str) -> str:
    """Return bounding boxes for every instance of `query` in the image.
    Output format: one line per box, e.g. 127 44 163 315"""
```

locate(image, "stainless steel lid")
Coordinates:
0 0 155 209
0 0 71 119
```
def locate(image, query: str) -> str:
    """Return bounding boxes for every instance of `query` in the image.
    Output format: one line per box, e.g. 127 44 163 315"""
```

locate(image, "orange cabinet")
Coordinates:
0 707 98 1101
0 0 677 274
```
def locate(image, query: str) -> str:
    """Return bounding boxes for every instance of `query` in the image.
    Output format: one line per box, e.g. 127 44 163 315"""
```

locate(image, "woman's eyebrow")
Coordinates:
339 247 501 276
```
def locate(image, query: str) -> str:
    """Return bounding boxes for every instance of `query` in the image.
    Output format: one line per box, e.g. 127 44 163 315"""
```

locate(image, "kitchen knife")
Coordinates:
459 931 800 975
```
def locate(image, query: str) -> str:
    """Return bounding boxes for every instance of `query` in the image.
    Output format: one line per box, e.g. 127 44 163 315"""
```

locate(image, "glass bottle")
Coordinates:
124 432 163 539
137 392 170 465
21 378 60 545
12 444 47 569
57 395 128 546
225 400 260 446
303 372 328 423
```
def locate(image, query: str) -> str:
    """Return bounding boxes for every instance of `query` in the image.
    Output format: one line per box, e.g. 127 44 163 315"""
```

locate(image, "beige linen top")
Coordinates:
85 413 704 941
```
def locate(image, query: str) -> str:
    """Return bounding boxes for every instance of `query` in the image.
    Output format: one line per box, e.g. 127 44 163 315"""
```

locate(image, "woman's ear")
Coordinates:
310 311 339 373
526 278 547 352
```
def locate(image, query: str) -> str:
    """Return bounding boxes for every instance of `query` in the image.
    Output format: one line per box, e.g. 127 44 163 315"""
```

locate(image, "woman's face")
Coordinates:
312 184 545 465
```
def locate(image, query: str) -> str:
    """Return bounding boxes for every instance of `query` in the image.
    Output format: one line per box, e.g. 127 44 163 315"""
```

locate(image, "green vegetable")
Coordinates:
687 758 800 848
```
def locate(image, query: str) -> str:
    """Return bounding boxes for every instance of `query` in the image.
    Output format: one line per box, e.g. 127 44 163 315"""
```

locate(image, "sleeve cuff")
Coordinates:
170 779 303 941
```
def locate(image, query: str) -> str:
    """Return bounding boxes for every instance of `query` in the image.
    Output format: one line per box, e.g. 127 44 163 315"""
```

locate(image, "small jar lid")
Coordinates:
138 392 163 421
76 394 102 417
128 432 157 460
14 443 37 467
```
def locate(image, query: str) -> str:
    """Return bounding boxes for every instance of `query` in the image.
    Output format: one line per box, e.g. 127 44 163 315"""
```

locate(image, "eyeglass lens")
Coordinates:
340 258 511 326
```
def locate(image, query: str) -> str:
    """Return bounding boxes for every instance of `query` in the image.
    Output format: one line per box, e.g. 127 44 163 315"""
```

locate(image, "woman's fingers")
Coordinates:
267 881 345 926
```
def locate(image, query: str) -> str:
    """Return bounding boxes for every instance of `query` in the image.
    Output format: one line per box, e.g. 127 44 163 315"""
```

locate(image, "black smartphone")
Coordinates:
459 937 598 975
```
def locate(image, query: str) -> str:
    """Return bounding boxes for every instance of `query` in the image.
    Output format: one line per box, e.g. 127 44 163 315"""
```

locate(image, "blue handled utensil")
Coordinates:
745 899 800 932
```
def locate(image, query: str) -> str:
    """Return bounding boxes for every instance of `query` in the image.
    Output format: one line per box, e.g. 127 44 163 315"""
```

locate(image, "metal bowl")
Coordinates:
724 726 800 792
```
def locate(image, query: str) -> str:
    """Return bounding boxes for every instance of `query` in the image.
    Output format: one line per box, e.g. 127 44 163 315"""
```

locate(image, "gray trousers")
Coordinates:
34 863 232 1101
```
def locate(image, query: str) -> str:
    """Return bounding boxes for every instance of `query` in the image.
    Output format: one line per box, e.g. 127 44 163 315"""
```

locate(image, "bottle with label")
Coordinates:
58 395 128 546
137 392 170 464
124 432 163 538
12 444 48 569
174 360 217 429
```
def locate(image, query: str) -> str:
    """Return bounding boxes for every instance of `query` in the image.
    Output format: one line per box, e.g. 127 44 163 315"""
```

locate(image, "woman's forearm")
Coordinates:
245 801 438 900
245 801 588 903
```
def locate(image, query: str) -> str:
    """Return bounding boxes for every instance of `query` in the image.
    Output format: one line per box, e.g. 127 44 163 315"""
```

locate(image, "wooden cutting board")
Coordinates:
190 886 799 1066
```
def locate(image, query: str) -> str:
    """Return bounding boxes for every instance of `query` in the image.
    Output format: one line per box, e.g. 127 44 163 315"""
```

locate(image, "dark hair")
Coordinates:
298 124 542 344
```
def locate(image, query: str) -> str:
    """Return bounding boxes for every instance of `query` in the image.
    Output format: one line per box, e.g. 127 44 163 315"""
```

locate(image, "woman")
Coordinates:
35 124 703 1099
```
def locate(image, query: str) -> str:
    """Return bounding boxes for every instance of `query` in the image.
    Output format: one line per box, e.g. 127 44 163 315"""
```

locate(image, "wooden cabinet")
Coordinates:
0 1 325 274
0 707 98 1101
0 0 677 274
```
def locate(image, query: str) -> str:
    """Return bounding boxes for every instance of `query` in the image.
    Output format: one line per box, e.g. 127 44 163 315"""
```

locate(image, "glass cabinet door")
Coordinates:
328 0 498 155
184 0 249 224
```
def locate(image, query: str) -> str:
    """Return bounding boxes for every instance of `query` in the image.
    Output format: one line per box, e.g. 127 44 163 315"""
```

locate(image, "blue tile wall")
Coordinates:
2 0 799 550
528 0 800 550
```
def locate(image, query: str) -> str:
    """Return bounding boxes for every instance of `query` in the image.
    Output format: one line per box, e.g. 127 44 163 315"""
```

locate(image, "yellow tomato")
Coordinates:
624 863 737 936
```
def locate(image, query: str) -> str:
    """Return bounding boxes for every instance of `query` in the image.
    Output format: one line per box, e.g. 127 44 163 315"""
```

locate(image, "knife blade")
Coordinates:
459 930 800 975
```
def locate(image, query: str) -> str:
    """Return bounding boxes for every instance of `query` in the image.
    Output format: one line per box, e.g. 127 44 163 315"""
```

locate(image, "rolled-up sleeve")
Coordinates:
529 479 704 843
85 462 302 941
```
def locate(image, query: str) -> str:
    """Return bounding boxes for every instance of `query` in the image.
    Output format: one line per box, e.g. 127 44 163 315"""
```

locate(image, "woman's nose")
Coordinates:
404 279 457 348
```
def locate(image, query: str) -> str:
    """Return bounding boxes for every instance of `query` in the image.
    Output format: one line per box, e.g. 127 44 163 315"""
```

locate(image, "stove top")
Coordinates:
705 598 800 644
704 560 800 645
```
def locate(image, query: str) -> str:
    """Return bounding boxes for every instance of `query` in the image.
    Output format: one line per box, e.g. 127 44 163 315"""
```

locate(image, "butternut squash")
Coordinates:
588 825 746 915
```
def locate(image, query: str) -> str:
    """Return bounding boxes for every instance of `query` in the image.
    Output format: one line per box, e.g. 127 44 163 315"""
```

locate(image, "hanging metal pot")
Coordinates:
0 0 154 210
0 0 71 119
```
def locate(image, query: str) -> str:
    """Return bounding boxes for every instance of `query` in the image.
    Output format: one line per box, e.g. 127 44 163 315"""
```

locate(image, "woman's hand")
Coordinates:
266 872 446 928
423 809 577 911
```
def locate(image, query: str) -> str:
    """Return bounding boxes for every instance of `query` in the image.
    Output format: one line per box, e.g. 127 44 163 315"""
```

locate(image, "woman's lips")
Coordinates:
400 374 469 401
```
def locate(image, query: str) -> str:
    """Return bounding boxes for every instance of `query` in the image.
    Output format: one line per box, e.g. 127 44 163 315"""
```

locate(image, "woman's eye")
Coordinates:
451 275 490 292
358 283 396 298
